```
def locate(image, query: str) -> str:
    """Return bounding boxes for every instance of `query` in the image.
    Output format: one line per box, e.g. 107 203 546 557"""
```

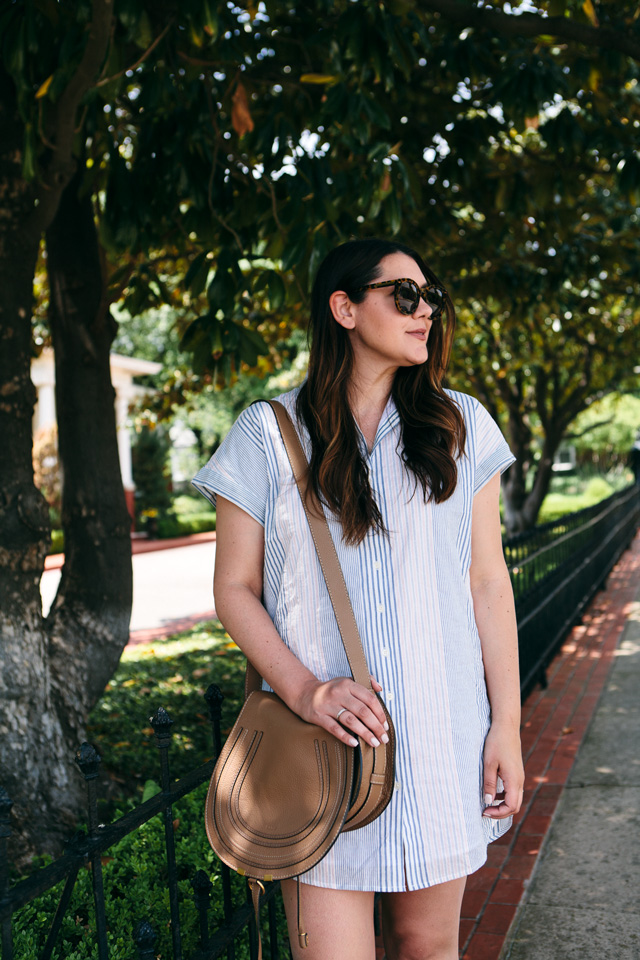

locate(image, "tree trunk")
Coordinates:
45 170 133 798
0 70 79 866
502 428 562 535
0 152 132 865
0 3 121 865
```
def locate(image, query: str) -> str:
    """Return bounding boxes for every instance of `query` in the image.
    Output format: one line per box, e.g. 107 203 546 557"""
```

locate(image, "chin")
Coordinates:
408 349 429 366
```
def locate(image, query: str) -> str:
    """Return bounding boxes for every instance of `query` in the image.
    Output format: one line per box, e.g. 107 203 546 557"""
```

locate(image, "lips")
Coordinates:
407 330 427 339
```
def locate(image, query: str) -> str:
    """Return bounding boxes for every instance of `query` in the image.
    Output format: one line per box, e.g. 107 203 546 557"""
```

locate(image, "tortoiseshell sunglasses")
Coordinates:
357 278 447 319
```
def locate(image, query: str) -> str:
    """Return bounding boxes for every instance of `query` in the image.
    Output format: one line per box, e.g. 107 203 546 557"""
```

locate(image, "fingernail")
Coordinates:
484 793 493 805
371 737 380 748
381 733 389 744
349 737 358 747
383 721 389 731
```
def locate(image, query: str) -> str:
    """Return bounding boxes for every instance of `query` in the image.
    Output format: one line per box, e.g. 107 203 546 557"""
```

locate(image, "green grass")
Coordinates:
12 621 289 960
537 476 617 524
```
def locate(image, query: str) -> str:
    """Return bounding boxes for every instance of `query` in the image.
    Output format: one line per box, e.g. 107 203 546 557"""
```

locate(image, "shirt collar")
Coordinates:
355 394 400 456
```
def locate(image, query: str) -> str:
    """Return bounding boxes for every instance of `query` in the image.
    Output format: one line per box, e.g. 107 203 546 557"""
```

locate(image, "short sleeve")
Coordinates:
472 400 515 495
191 404 270 526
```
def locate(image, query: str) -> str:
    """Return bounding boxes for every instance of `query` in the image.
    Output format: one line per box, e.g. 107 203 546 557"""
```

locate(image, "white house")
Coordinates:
31 348 162 520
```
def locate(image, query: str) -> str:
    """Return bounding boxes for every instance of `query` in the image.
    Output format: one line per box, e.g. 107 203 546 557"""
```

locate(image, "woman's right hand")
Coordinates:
291 675 390 749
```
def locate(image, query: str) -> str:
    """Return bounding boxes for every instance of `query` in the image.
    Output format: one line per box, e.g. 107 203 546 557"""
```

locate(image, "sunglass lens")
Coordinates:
396 281 419 314
426 288 445 317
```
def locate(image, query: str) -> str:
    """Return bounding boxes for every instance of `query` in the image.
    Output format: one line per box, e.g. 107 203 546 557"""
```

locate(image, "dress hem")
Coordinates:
298 846 490 893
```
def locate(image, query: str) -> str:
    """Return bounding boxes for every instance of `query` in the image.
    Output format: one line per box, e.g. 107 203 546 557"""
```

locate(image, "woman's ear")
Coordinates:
329 290 356 330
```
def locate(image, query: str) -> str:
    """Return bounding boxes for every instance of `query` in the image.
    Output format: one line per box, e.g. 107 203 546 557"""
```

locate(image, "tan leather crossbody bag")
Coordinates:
204 400 395 951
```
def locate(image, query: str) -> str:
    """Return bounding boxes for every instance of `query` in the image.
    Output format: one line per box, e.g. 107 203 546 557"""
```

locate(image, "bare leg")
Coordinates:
280 878 377 960
381 877 467 960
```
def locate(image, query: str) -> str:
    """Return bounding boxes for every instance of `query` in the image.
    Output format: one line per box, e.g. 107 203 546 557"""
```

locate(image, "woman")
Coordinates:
193 238 524 960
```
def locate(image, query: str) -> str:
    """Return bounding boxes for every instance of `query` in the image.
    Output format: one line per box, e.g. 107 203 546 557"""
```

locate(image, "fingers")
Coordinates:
483 775 524 820
317 678 389 749
370 674 383 693
325 719 359 749
335 701 387 748
483 757 499 809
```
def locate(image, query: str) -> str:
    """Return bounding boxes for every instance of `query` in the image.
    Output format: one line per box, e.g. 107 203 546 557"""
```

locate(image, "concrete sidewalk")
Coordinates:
502 559 640 958
40 535 218 638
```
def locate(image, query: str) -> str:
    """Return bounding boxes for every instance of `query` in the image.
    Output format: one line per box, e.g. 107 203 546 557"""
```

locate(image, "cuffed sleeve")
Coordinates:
472 400 515 495
192 403 270 526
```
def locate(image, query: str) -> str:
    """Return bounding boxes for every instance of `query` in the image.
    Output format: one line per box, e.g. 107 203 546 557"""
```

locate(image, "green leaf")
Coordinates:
141 779 161 803
202 1 219 42
267 271 286 310
240 325 268 354
22 123 37 180
300 73 340 85
184 251 210 297
207 269 236 312
135 10 153 50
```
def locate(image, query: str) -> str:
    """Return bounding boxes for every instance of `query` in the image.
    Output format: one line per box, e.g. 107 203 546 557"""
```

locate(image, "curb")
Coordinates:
44 530 217 571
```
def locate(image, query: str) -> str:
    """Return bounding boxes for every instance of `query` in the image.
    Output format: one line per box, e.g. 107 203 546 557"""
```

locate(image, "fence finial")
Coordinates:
133 920 157 960
150 706 174 746
75 743 101 780
204 683 224 719
191 868 213 901
191 869 213 947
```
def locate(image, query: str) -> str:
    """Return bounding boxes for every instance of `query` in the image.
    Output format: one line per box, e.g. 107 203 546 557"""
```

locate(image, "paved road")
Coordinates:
503 590 640 960
40 541 218 634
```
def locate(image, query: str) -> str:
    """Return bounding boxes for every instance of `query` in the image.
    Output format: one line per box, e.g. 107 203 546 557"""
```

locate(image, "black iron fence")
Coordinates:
0 696 283 960
504 482 640 699
1 482 639 960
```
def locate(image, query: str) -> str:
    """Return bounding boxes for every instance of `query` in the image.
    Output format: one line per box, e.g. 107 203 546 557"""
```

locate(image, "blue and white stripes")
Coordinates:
193 388 516 891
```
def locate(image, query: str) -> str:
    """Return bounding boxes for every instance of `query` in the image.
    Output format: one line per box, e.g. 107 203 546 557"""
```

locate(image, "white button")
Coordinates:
395 781 401 791
381 647 389 658
373 561 381 571
386 691 394 700
377 602 384 613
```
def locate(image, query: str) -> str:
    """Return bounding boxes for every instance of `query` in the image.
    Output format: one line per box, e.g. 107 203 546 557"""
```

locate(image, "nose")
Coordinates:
416 297 433 320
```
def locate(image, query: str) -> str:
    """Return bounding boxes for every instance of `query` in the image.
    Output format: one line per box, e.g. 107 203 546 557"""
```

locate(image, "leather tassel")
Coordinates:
248 879 266 960
297 876 308 948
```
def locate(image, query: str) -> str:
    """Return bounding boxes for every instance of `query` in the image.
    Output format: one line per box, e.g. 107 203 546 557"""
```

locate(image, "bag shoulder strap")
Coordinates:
245 399 372 695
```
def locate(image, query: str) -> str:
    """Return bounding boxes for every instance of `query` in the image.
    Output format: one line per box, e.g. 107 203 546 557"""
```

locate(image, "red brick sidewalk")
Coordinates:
374 532 640 960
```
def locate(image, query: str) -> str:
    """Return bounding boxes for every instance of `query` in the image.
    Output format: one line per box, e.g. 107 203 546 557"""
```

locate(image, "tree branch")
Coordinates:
26 0 114 236
419 1 640 63
564 417 614 440
95 20 172 87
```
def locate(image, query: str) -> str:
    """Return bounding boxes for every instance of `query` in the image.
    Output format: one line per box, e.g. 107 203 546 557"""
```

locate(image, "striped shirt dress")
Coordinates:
193 387 516 892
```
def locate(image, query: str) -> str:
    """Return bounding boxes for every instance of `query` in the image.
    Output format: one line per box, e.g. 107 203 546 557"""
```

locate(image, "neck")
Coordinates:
347 369 394 423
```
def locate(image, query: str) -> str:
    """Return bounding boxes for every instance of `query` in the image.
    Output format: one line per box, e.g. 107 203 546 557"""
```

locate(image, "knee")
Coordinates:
384 925 458 960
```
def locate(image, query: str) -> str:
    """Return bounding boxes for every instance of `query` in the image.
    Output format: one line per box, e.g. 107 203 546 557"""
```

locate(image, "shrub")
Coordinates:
12 786 284 960
50 529 64 555
173 494 215 517
584 476 614 501
132 426 173 521
156 513 216 538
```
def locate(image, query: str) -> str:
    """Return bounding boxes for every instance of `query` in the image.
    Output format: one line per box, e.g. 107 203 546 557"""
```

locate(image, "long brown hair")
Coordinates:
296 238 466 545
